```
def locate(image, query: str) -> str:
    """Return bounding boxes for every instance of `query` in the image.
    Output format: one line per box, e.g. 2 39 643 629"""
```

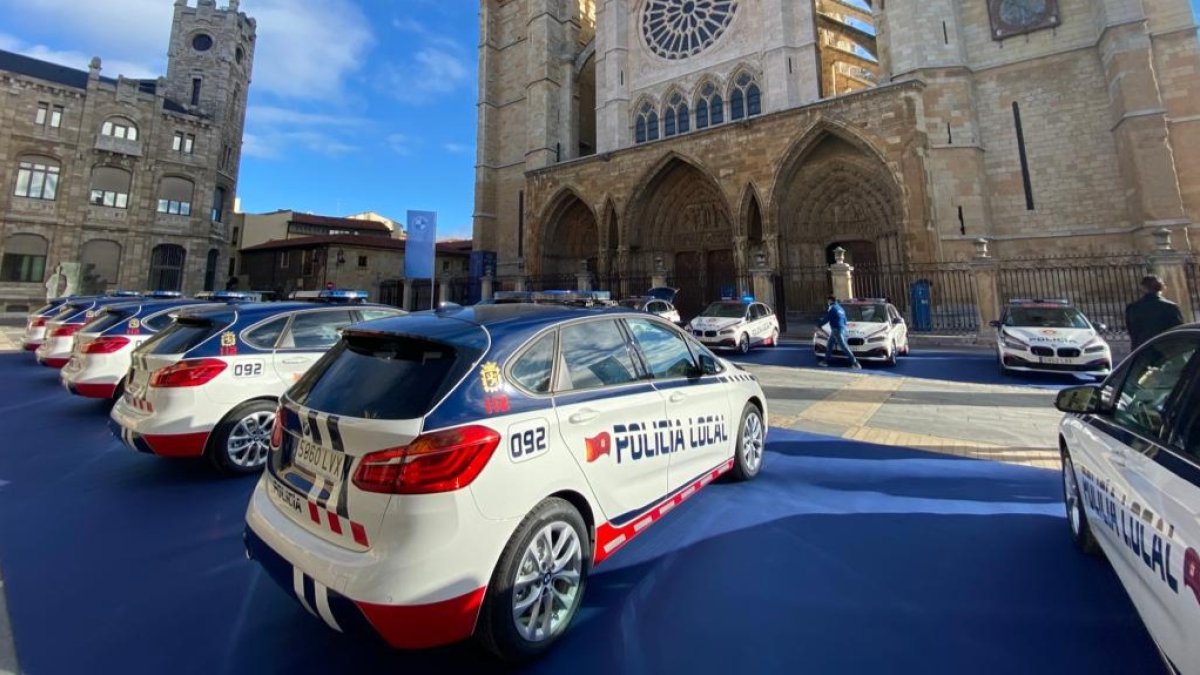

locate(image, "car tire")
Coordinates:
729 402 765 482
1062 448 1100 555
477 497 590 662
111 377 126 402
208 399 277 474
737 333 750 354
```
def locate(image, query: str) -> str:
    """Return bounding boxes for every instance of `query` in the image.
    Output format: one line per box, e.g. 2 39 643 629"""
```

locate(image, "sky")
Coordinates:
0 0 480 239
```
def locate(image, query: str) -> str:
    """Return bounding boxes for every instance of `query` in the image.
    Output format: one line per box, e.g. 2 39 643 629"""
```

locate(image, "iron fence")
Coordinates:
997 255 1150 336
1186 257 1200 318
853 263 980 333
775 266 831 329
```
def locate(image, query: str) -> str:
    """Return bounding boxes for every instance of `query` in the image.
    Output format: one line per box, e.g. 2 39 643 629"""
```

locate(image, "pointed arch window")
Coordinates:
635 102 659 144
695 82 724 130
730 72 762 121
664 92 689 138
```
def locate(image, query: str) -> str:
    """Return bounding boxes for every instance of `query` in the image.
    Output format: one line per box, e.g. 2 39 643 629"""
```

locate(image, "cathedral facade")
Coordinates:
0 0 254 310
474 0 1200 315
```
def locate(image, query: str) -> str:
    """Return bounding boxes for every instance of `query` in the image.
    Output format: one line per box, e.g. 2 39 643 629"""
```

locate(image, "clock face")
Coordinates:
989 0 1059 39
641 0 739 61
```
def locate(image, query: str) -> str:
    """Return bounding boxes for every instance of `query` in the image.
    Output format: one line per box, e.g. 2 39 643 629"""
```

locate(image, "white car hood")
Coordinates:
1003 326 1098 347
816 322 889 338
691 317 742 331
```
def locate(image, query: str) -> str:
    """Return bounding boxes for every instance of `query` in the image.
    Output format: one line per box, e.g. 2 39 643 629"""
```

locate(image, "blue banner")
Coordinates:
404 210 437 279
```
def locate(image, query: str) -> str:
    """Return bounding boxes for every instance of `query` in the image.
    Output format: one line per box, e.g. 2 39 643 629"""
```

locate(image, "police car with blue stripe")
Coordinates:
1056 323 1200 673
110 290 404 473
61 292 230 400
244 303 767 661
35 292 146 368
20 296 71 352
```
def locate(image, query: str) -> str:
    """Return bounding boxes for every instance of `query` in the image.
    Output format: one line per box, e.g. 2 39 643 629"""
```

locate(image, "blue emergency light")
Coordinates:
108 290 142 297
144 291 183 299
318 289 369 301
212 291 249 301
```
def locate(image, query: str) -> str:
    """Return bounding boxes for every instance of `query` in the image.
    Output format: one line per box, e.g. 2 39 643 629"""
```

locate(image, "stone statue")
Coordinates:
45 265 66 300
60 261 81 297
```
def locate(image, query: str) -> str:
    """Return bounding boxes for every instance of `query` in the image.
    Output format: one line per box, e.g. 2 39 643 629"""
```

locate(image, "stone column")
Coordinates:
514 258 528 292
481 268 494 302
968 238 1001 339
437 275 450 306
401 280 414 311
751 250 776 310
576 259 592 293
1149 228 1196 323
828 247 854 301
651 256 668 289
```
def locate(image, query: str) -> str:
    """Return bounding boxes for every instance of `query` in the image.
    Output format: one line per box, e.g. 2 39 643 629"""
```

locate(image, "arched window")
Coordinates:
157 177 194 216
664 92 689 137
80 239 122 294
100 117 138 141
695 82 724 129
1 234 48 283
203 248 219 291
635 102 659 144
90 166 131 209
730 72 761 121
148 244 186 291
13 156 60 201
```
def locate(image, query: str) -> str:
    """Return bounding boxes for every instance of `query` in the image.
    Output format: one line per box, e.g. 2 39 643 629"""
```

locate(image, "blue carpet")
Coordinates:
0 354 1157 674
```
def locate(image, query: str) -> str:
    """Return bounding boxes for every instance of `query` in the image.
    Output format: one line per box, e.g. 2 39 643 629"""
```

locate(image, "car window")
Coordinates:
1111 336 1198 440
141 318 226 355
510 332 556 394
557 320 639 391
358 308 404 321
243 316 289 350
280 310 355 350
626 318 697 380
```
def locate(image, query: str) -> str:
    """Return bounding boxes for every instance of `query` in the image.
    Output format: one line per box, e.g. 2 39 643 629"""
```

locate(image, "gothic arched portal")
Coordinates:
625 156 736 318
539 191 599 281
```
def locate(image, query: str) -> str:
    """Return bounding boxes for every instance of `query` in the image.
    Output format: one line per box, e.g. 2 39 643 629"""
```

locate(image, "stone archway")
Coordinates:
540 190 599 281
625 156 735 318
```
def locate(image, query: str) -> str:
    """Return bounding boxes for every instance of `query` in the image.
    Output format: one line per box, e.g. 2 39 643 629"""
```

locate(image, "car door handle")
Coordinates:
568 409 600 425
669 392 688 403
281 357 311 365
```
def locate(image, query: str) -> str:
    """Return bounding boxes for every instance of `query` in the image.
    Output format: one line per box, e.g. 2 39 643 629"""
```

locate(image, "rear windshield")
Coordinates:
53 303 89 321
85 307 137 333
141 318 226 355
33 301 64 316
290 334 478 420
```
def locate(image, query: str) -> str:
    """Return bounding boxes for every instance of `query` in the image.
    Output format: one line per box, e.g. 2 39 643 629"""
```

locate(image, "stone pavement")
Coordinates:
742 362 1063 470
0 325 18 353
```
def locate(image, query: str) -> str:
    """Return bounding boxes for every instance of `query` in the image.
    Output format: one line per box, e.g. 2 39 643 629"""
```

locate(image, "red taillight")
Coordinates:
352 425 502 495
149 359 228 388
270 407 284 448
51 324 82 337
31 317 47 328
82 336 130 354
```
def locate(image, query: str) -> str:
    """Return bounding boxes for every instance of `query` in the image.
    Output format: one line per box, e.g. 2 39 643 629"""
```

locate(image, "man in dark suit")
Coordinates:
1125 275 1185 350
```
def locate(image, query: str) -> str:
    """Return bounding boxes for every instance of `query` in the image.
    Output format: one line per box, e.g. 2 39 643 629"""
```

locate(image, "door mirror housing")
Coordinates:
1094 322 1108 332
698 353 720 376
1055 385 1102 415
989 320 1002 328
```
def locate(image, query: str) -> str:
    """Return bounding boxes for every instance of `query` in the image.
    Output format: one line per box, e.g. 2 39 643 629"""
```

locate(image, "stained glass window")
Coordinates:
642 0 738 60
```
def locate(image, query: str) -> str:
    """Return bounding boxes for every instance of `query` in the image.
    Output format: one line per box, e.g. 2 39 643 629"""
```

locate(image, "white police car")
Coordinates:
35 292 144 368
813 298 910 366
687 299 780 354
110 291 404 473
244 304 767 661
20 297 70 352
994 299 1112 376
61 294 226 400
1055 323 1200 673
618 287 681 325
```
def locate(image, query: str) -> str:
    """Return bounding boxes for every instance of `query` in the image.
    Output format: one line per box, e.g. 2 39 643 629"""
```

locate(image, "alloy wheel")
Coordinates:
511 521 583 643
227 411 274 469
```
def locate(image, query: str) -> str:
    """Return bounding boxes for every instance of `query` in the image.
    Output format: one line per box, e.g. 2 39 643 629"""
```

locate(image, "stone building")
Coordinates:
235 210 395 251
0 0 255 312
474 0 1200 318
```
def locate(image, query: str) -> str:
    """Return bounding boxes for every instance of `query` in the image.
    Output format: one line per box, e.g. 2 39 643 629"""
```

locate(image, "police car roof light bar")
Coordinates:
1009 298 1071 305
144 291 183 299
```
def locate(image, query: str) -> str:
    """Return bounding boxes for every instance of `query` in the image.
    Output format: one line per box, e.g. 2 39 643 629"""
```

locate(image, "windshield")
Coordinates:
843 304 889 323
1005 306 1090 329
699 303 746 319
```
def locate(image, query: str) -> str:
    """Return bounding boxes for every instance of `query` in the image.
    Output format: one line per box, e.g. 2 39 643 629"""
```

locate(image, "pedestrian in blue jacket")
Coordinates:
819 296 861 368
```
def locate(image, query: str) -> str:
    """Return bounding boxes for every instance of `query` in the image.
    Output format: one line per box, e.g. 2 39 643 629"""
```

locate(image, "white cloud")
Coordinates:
244 103 369 159
387 134 413 155
247 105 365 129
380 20 471 104
243 129 357 159
443 142 470 154
0 0 374 101
0 32 159 79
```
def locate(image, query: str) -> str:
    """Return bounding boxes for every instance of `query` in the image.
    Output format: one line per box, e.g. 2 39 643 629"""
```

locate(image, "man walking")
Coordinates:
819 296 861 369
1125 275 1185 351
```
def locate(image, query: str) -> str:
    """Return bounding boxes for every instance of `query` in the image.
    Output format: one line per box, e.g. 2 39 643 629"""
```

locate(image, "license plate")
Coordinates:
1042 357 1072 365
293 439 346 483
268 475 305 516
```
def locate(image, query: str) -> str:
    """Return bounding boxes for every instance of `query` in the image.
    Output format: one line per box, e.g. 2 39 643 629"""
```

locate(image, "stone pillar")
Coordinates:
514 258 528 292
828 247 854 301
437 275 450 306
651 256 668 290
401 280 414 311
968 238 1001 338
481 268 494 302
1149 228 1196 323
751 250 776 310
576 259 592 293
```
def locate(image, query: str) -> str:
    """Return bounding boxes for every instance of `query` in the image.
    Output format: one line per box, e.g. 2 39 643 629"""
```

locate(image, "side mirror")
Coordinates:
1055 385 1101 415
699 353 720 376
989 320 1002 328
1095 322 1108 332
